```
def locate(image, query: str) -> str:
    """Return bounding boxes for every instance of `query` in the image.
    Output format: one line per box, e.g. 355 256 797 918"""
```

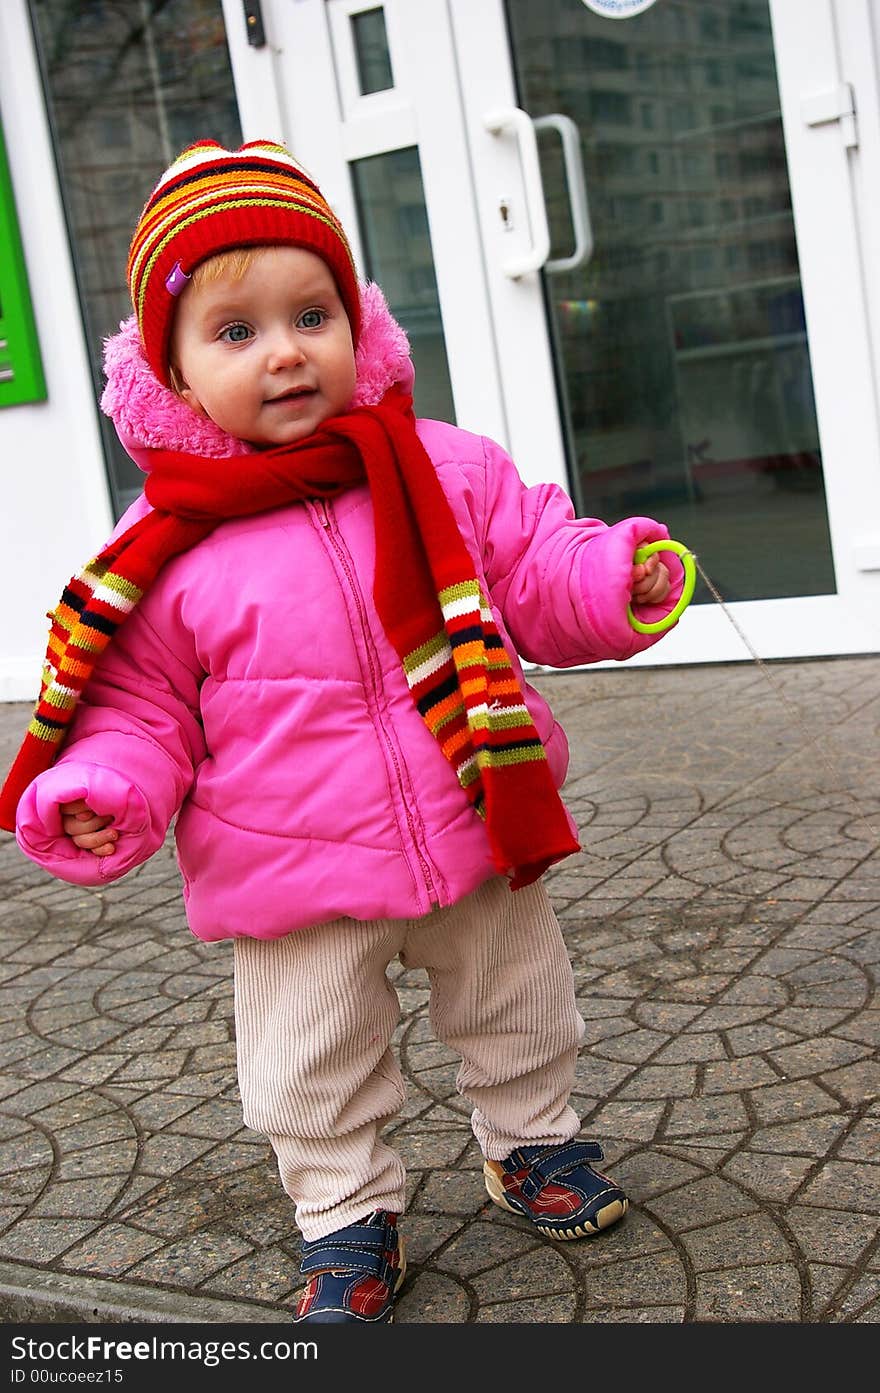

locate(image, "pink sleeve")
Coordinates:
15 759 164 885
14 596 206 885
478 438 685 665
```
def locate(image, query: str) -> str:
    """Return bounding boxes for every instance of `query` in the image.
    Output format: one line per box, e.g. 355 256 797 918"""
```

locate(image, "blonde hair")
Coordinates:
167 248 263 394
190 247 262 287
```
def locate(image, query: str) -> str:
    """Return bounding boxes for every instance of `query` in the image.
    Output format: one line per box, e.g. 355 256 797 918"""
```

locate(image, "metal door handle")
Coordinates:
483 106 551 278
533 114 593 273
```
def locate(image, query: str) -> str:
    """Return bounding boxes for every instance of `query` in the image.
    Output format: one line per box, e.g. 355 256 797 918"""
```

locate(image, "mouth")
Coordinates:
265 387 316 406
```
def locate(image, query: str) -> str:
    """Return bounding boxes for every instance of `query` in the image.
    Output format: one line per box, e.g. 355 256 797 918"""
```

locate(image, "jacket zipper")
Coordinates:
313 499 438 904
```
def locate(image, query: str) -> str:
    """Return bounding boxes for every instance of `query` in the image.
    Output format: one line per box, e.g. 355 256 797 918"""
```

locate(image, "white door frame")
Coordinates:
224 0 513 450
224 0 880 665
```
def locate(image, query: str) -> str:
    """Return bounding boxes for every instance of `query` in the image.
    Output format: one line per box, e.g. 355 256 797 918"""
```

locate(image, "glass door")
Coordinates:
506 0 835 608
451 0 880 661
242 0 880 663
246 0 513 447
28 0 244 518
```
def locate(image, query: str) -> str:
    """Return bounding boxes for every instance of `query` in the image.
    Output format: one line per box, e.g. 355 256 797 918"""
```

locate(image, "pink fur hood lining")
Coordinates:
100 280 414 468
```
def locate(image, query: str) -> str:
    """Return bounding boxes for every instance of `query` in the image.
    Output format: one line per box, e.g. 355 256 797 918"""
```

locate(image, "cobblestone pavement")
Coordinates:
0 655 877 1325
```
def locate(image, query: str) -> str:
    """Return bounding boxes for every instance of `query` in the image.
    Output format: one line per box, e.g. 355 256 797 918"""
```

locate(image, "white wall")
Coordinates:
0 0 114 702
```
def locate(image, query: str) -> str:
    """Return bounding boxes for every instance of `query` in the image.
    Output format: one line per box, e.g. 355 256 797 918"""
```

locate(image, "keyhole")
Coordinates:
499 198 513 231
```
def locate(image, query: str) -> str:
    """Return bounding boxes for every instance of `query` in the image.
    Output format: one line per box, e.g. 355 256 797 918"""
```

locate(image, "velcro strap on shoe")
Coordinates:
520 1141 605 1198
300 1217 397 1281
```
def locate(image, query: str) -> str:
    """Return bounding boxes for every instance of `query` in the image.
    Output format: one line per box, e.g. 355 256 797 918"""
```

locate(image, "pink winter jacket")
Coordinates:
14 284 683 941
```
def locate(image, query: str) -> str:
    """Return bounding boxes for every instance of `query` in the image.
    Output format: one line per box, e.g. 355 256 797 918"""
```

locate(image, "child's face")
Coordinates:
169 246 357 448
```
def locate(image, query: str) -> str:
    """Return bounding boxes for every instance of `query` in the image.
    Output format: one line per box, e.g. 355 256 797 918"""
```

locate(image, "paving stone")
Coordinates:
809 1263 856 1315
397 1270 471 1322
666 1094 750 1134
52 1114 136 1149
695 1263 803 1320
55 1140 138 1181
689 1005 775 1030
471 1245 572 1300
724 1022 801 1054
0 1116 30 1140
836 1012 880 1048
126 1229 253 1284
749 1079 840 1124
769 1038 872 1078
428 1219 531 1276
785 1205 879 1264
571 1208 671 1269
633 1003 704 1031
110 1051 190 1083
403 1063 458 1097
0 1131 53 1172
57 1056 132 1085
181 1142 269 1180
819 1060 880 1105
581 1017 637 1046
589 1100 666 1141
388 1213 465 1268
721 1152 816 1201
645 1175 758 1229
713 975 787 1007
475 1292 578 1321
415 1168 485 1216
0 1219 99 1262
618 1064 697 1099
837 1116 880 1161
749 1114 849 1156
138 1134 217 1175
592 1028 668 1063
797 1162 880 1214
833 1273 880 1320
580 1303 687 1322
614 1151 705 1202
578 996 638 1021
702 1057 781 1092
167 1099 245 1140
125 1091 203 1129
394 1127 470 1170
681 1213 793 1269
0 1168 52 1205
30 1177 128 1217
202 1244 297 1303
769 1006 853 1034
186 1044 237 1073
660 1142 740 1168
654 1032 727 1063
581 1249 686 1308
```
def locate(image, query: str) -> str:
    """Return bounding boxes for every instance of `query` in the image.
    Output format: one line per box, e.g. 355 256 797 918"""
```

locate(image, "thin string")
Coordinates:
692 552 879 848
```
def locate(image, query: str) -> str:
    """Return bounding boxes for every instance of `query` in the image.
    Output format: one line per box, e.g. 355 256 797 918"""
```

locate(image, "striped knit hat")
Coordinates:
127 139 361 386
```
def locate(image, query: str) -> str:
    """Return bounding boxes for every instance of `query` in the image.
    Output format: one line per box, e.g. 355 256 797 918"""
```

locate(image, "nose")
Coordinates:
266 325 306 372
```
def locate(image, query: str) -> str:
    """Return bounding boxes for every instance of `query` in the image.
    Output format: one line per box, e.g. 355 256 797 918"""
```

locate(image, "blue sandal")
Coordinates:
293 1210 406 1323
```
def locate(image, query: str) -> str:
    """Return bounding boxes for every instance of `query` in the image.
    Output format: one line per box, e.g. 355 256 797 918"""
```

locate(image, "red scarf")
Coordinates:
0 389 578 886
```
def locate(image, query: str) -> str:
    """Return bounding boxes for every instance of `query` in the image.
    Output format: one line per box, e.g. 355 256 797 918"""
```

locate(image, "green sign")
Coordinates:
0 117 46 407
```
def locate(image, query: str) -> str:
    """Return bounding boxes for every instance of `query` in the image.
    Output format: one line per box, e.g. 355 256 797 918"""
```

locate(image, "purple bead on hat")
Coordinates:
165 261 192 297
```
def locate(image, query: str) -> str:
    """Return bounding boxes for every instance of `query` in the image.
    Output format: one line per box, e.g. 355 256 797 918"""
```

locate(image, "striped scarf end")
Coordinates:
27 716 68 746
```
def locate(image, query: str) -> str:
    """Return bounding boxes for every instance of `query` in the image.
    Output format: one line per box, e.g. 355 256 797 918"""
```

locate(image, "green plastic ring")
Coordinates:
627 539 696 635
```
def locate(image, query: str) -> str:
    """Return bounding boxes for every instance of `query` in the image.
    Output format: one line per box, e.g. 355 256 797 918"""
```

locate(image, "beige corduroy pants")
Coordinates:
233 875 585 1240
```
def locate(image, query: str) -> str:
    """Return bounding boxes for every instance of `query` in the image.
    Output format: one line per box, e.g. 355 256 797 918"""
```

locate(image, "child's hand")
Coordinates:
59 799 118 857
631 551 671 606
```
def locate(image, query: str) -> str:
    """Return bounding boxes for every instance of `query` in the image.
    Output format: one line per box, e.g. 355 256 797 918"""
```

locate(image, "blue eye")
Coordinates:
298 309 325 329
222 323 251 343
